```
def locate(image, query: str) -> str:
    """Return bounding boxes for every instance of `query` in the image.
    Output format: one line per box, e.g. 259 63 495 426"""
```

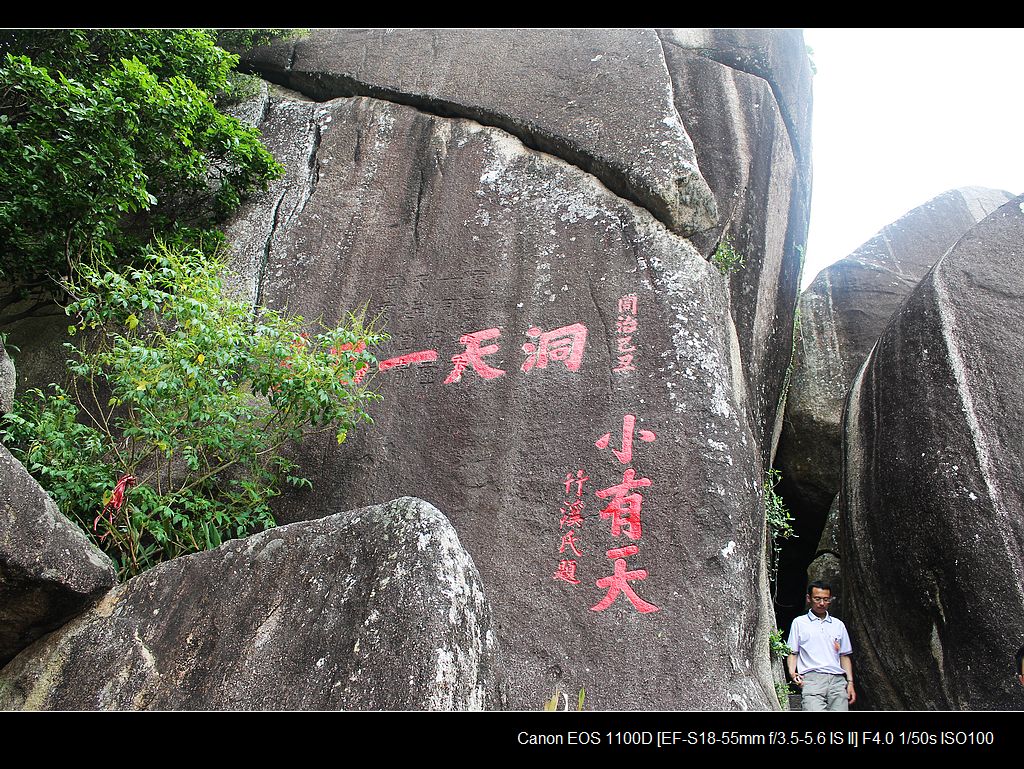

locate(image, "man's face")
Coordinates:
808 587 832 617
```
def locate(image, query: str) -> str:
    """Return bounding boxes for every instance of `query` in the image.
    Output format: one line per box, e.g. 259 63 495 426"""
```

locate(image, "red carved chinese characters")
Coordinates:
521 323 588 374
444 328 506 383
378 350 439 372
559 530 583 557
613 294 639 374
553 559 580 585
564 469 588 497
596 467 651 541
590 545 660 613
378 321 591 385
594 414 657 465
591 413 660 613
553 469 588 586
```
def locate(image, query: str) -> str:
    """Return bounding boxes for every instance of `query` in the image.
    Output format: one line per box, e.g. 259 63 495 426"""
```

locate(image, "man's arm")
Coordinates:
787 653 803 687
840 654 856 704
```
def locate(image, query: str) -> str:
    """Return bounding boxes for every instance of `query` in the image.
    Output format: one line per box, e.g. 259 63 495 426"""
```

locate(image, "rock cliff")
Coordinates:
0 28 813 710
221 28 811 709
843 196 1024 709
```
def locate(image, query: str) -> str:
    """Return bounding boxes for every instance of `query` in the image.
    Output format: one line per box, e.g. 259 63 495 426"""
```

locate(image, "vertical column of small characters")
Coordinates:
612 294 638 374
553 470 588 585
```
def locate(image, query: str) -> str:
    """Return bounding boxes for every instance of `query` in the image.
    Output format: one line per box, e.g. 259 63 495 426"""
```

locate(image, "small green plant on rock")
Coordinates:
775 681 795 708
1 243 387 579
769 627 793 659
712 234 745 275
542 687 586 711
765 467 796 586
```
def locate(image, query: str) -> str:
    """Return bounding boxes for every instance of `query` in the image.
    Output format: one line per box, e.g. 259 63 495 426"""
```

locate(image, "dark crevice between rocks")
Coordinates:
239 64 706 239
292 117 322 222
255 191 288 311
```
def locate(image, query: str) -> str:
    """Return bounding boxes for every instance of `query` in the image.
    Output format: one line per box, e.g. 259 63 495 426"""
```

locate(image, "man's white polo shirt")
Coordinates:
786 610 852 675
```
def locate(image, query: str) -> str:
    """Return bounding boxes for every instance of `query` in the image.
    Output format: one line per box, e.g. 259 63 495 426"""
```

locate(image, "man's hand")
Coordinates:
791 672 804 687
847 681 856 704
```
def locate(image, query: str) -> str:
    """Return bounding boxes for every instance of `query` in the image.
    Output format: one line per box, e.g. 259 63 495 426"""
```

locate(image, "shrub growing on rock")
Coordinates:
1 244 386 578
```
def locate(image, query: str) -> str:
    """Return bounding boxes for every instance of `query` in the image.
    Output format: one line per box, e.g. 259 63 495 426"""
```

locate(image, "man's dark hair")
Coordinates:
807 580 832 595
1015 645 1024 676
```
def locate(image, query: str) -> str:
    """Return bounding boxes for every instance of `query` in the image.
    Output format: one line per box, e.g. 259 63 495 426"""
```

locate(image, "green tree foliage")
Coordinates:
215 28 307 51
1 244 387 578
0 29 282 294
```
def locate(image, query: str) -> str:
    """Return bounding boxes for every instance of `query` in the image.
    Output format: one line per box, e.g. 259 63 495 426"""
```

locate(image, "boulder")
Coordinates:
661 39 810 462
779 187 1014 521
236 28 717 237
843 196 1024 709
0 497 502 710
0 444 116 666
223 87 780 709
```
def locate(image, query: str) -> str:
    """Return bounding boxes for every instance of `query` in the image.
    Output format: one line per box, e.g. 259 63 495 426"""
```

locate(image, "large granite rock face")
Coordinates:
842 196 1024 710
0 497 502 710
222 79 789 707
0 444 116 666
236 28 717 237
778 187 1014 521
239 29 812 468
661 35 810 463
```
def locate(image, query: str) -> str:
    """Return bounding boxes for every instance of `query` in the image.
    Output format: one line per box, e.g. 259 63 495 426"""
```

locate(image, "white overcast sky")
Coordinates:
800 28 1024 288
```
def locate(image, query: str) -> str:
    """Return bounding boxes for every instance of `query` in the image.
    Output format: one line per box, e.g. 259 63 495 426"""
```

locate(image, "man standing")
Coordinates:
787 581 856 711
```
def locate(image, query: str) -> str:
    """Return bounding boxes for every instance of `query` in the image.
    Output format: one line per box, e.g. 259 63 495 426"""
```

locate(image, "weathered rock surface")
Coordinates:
662 38 810 462
778 187 1014 520
658 29 813 174
0 497 502 710
236 28 718 236
0 335 13 413
806 495 842 615
223 84 782 709
0 444 116 667
843 196 1024 709
0 307 70 399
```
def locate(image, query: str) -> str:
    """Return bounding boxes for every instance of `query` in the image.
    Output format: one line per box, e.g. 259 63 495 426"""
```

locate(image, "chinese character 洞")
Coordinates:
590 545 660 613
559 530 584 557
444 328 506 384
594 414 657 464
553 559 581 585
521 323 588 374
